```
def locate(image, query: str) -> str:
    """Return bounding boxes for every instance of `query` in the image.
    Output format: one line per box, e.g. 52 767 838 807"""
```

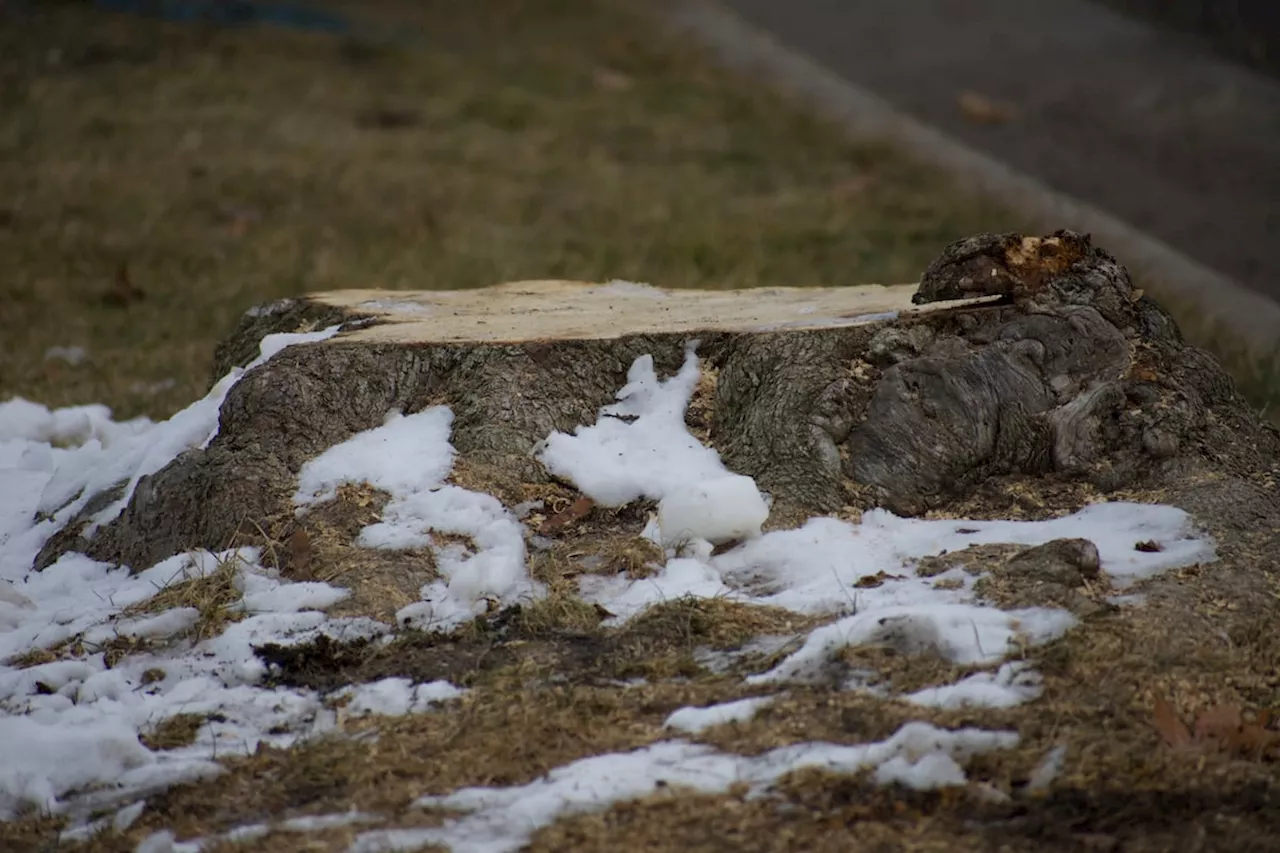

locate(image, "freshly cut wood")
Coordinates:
38 231 1280 574
304 280 985 345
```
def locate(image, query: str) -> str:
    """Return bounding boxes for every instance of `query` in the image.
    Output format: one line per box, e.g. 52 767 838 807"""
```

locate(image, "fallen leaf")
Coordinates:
540 495 594 534
102 261 145 307
711 539 745 557
958 90 1017 124
831 175 873 199
1227 722 1280 760
855 571 906 589
593 68 633 92
1152 695 1192 749
1193 703 1242 745
1134 539 1163 552
287 528 313 580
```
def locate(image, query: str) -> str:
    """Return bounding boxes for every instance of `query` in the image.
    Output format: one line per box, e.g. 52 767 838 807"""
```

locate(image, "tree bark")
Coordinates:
38 233 1280 572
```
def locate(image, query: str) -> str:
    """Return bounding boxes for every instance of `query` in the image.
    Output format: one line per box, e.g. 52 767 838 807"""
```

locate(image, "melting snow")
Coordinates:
664 696 775 733
0 337 1217 833
350 723 1018 853
337 677 465 717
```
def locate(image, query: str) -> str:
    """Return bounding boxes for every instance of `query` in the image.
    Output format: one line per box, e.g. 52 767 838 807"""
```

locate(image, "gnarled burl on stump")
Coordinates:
37 231 1280 572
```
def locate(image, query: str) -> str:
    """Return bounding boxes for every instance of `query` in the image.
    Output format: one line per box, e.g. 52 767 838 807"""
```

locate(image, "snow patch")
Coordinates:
293 406 540 632
664 696 774 733
537 345 728 507
350 722 1017 853
337 677 464 717
905 662 1043 709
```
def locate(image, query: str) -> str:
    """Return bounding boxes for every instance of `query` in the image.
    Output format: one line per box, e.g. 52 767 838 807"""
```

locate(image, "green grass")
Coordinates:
0 0 1020 420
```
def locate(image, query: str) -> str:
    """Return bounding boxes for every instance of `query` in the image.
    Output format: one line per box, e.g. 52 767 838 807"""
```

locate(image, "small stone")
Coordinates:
1007 537 1101 584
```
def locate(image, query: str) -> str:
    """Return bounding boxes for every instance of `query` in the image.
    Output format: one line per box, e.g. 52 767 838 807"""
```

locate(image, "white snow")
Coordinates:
293 406 541 632
337 677 464 717
44 345 89 366
904 662 1043 709
1026 744 1068 793
0 338 1220 832
294 408 455 508
664 696 774 733
748 604 1076 686
350 722 1018 853
598 279 665 299
536 345 729 507
656 474 770 546
0 327 342 590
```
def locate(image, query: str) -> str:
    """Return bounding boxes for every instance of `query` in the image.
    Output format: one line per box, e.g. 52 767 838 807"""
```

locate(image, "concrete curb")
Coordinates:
664 0 1280 352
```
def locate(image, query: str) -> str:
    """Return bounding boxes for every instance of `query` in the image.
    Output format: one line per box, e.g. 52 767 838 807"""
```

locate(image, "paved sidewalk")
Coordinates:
716 0 1280 306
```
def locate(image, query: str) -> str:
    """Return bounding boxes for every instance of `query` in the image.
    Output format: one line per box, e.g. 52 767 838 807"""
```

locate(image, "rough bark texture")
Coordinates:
36 231 1280 573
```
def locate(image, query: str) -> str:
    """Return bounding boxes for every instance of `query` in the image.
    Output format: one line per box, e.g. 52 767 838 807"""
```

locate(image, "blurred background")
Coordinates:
1 0 1276 422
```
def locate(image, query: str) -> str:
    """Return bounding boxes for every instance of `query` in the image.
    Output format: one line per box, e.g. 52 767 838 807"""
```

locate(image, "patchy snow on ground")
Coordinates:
664 695 775 734
0 337 1220 838
336 677 465 717
293 406 543 632
904 662 1044 710
350 722 1019 853
0 328 480 820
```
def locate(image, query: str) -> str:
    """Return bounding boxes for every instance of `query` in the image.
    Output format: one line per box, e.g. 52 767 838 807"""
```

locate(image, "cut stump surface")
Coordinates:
39 232 1280 575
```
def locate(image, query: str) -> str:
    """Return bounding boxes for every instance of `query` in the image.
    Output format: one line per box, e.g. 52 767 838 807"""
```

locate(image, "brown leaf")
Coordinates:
855 570 906 589
1152 695 1192 749
593 68 633 92
102 261 145 307
1193 703 1243 748
287 528 313 580
957 90 1017 124
539 496 594 535
1226 722 1280 760
831 175 873 199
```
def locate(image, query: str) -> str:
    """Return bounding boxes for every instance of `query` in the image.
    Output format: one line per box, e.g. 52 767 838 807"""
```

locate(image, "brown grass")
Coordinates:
140 712 207 751
123 551 246 642
0 0 1020 422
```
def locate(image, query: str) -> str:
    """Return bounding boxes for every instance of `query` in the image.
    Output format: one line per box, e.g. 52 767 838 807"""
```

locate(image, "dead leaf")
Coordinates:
1152 695 1192 749
539 496 594 534
102 261 145 307
958 90 1017 124
831 175 873 199
1193 703 1242 745
1134 539 1163 552
711 539 745 557
855 571 906 589
287 528 313 580
593 68 633 92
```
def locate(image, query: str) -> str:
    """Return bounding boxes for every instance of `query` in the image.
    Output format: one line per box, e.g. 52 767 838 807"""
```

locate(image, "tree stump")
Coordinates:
38 231 1280 574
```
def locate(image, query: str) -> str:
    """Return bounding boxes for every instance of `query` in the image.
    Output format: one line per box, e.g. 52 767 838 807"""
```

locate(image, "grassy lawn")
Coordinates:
0 0 1020 420
2 3 1279 853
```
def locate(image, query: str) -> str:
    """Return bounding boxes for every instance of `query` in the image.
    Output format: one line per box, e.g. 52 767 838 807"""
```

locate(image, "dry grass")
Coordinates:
126 553 246 639
140 712 207 751
0 0 1020 421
